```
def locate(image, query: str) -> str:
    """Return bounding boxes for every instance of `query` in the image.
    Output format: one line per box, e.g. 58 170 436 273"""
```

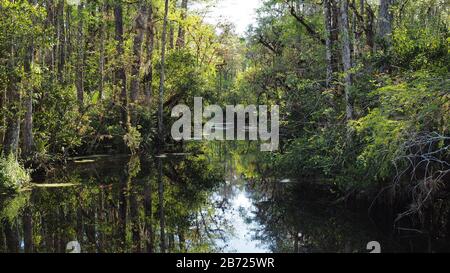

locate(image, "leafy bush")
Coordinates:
0 155 31 192
123 126 142 155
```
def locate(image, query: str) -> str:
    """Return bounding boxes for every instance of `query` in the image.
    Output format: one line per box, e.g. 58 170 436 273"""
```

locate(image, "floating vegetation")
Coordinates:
31 183 79 188
74 159 96 164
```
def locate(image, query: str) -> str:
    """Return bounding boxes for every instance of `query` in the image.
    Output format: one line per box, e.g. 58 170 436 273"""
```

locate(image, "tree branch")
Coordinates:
288 5 326 45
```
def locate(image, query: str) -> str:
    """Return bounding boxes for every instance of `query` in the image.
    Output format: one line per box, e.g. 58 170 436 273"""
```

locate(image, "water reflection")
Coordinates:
0 146 439 253
245 178 438 253
0 152 231 253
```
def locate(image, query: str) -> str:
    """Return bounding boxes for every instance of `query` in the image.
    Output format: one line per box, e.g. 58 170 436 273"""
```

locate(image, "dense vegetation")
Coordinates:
244 0 449 224
0 0 449 246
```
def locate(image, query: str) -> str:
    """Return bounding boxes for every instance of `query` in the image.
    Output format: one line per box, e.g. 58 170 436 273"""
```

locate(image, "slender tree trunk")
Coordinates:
114 0 130 135
331 0 340 72
378 0 393 46
130 1 147 103
57 0 65 81
23 69 34 157
354 0 364 56
324 0 334 88
351 0 357 63
23 15 34 158
51 1 57 77
365 3 375 50
169 24 175 49
176 0 188 48
99 2 107 101
76 3 84 109
340 0 355 122
0 86 4 145
158 0 170 145
3 46 21 157
378 0 394 72
144 3 154 110
66 4 72 79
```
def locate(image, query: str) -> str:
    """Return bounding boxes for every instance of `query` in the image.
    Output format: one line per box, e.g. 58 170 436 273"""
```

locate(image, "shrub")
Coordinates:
0 155 31 192
123 126 142 155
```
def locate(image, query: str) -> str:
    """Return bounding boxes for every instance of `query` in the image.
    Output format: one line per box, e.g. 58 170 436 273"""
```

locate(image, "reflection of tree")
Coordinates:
23 204 33 253
143 166 154 253
0 191 30 252
247 181 394 253
0 153 230 253
2 219 19 252
157 158 166 253
129 157 141 253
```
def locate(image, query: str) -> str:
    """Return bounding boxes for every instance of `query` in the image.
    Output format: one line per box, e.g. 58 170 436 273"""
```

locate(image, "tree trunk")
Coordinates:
169 25 175 49
3 46 21 157
365 3 375 50
114 0 130 134
144 3 155 110
176 0 188 48
65 4 72 77
378 0 393 46
158 0 170 144
57 0 65 81
0 85 4 145
23 61 34 157
23 2 35 157
378 0 394 72
76 2 84 110
324 0 334 88
130 1 147 103
340 0 355 122
354 0 364 56
99 2 107 101
331 0 340 72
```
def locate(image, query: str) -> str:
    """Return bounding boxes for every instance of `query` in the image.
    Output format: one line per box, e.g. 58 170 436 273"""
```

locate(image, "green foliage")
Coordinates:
242 0 449 198
124 126 142 155
0 154 31 192
391 25 449 71
34 83 85 154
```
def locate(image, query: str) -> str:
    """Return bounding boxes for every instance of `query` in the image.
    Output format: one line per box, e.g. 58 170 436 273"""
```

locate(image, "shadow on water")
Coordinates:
0 144 444 253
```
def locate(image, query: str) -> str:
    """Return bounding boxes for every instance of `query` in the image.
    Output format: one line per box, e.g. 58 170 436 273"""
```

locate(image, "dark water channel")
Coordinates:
0 145 441 253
